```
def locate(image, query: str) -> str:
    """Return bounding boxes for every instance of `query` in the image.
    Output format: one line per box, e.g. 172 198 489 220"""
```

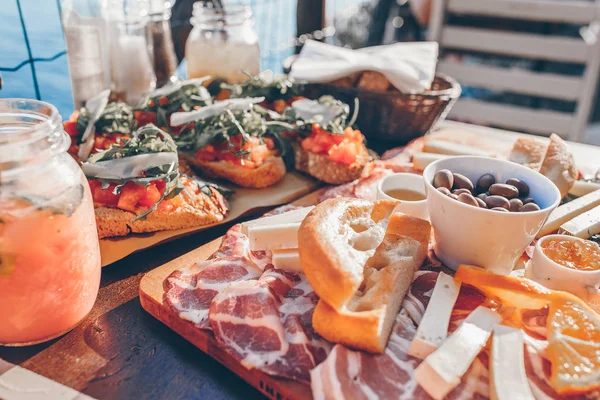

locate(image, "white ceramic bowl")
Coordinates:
423 156 561 274
526 234 600 296
377 173 429 220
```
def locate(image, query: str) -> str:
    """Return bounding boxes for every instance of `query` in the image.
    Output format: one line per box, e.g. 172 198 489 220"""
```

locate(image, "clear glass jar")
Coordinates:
186 3 260 83
107 0 156 104
148 0 178 87
0 99 101 346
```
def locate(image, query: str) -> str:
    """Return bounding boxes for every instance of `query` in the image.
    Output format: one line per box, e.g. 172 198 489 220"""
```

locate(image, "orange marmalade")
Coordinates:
195 134 275 169
542 238 600 271
301 125 364 165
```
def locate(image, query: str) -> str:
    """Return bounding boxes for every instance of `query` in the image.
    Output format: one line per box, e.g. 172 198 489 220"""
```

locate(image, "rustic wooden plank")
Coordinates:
437 60 582 101
448 0 600 23
441 26 590 63
139 191 321 400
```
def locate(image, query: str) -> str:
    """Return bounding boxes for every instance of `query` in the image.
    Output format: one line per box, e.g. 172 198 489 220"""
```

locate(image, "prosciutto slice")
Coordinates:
164 205 298 329
210 266 331 383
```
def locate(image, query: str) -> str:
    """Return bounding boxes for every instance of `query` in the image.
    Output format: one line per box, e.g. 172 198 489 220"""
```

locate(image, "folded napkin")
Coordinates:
290 40 439 93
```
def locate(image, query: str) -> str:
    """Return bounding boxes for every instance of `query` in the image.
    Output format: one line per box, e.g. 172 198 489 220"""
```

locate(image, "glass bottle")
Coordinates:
107 0 156 104
62 0 111 108
148 0 178 87
0 99 101 346
186 3 260 83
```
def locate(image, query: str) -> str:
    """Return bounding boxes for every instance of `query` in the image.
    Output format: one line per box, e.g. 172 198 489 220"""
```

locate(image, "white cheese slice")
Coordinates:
81 152 178 180
271 249 302 273
151 76 211 97
558 205 600 238
408 272 461 359
241 206 314 236
248 222 300 251
422 140 492 157
170 97 265 126
538 190 600 238
490 325 535 400
412 152 450 171
415 306 501 400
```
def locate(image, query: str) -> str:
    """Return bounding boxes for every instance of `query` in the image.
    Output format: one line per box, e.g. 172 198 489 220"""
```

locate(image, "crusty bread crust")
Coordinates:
293 141 368 184
96 180 228 239
184 154 286 188
509 137 548 171
539 134 578 198
306 211 431 353
299 198 398 310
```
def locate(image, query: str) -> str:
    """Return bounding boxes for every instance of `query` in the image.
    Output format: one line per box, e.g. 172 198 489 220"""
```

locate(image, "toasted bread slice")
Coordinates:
308 212 431 353
185 154 286 189
509 137 548 171
293 142 368 184
95 179 228 239
539 134 578 198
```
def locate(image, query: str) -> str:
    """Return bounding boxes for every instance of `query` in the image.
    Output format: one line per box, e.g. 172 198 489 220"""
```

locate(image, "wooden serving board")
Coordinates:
101 172 319 266
139 191 321 400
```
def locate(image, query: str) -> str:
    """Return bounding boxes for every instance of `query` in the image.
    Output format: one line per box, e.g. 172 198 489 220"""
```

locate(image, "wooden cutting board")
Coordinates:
139 191 321 400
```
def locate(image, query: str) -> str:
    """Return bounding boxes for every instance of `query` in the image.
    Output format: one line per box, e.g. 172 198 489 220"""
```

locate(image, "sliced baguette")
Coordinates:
184 154 286 189
292 141 368 184
96 178 228 239
309 211 431 353
539 134 578 198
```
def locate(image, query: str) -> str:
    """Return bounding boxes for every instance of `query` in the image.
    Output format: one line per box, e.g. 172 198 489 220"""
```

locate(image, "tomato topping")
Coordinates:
69 110 79 122
117 182 147 213
93 133 129 152
196 134 273 169
301 125 364 165
137 184 162 208
89 180 119 207
214 91 230 101
89 179 177 213
158 96 169 106
134 111 157 127
272 99 288 114
63 121 80 137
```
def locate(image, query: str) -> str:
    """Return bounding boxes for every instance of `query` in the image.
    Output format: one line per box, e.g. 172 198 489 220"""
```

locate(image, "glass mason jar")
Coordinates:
0 99 101 346
186 3 260 83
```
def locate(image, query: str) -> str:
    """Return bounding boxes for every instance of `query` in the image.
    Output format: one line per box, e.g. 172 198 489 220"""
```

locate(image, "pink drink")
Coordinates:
0 184 101 345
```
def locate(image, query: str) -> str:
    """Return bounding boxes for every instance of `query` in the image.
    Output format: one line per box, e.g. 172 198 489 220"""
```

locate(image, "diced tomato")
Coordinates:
137 183 162 208
329 141 358 165
63 120 80 137
134 111 157 127
273 99 287 114
158 96 169 106
263 137 275 150
117 182 147 213
214 91 230 101
250 144 269 165
93 133 129 152
89 180 120 207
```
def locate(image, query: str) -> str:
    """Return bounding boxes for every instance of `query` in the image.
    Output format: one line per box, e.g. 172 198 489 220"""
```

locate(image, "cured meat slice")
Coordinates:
310 312 488 400
164 205 300 329
209 267 331 383
319 167 394 202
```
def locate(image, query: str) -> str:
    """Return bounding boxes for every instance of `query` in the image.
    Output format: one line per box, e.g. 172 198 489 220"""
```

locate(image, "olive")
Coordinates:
476 174 496 193
477 193 488 201
521 203 541 212
449 194 459 200
475 197 487 208
433 169 453 190
506 178 530 197
453 188 472 196
522 197 535 204
485 195 510 210
452 173 474 192
489 183 519 199
457 193 479 207
509 198 523 212
437 187 451 196
491 207 509 212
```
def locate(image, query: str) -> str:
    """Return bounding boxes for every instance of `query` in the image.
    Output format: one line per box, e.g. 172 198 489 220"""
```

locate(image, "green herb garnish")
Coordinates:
280 95 359 136
222 71 302 102
76 102 136 140
87 125 184 222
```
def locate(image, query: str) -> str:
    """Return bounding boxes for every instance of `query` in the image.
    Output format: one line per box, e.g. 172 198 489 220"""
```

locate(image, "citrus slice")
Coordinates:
547 298 600 395
455 264 600 395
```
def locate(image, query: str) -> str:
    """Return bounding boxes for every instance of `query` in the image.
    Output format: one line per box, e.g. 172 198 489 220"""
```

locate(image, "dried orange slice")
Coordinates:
455 264 600 395
547 298 600 395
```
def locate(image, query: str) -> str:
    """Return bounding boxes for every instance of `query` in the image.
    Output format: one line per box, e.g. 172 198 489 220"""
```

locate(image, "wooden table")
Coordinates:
1 122 599 400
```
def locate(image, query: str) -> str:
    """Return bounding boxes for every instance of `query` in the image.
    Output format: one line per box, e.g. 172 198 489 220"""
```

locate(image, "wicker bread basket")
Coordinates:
301 73 461 146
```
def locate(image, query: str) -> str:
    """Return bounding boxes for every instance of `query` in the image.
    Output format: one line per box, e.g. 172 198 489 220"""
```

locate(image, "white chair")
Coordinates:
428 0 600 142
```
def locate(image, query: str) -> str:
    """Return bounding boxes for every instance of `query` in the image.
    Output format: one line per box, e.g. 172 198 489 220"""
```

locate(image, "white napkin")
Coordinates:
290 40 439 93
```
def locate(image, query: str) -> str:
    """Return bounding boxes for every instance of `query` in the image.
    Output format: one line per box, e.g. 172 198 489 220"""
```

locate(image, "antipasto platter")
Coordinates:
140 117 600 400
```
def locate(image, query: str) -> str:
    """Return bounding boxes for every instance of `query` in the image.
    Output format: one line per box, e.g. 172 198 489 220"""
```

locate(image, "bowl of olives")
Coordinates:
423 156 561 275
